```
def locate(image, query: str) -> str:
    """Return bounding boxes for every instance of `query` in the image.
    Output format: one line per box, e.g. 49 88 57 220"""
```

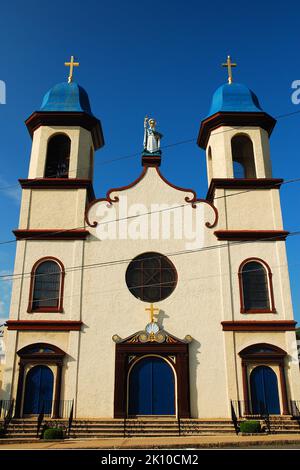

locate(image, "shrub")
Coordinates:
239 420 261 434
43 427 64 440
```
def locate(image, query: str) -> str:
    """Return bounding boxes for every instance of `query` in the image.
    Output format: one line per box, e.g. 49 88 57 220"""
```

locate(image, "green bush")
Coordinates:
43 427 64 440
240 420 261 434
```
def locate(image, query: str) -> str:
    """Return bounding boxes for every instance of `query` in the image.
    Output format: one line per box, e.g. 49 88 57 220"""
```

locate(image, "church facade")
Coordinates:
2 69 300 420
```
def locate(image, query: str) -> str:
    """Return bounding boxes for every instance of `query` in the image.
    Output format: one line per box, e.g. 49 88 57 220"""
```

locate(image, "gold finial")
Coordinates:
145 303 159 323
222 55 237 84
64 55 79 83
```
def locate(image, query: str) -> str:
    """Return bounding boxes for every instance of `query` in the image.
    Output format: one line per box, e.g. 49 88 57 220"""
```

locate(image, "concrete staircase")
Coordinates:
241 415 300 434
266 415 300 434
4 417 236 439
3 415 300 439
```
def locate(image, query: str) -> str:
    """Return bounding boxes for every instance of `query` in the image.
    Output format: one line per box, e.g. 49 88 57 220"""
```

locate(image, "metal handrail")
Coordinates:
68 400 74 438
123 415 126 438
291 400 300 418
3 400 14 434
36 403 45 438
178 415 181 436
230 400 240 434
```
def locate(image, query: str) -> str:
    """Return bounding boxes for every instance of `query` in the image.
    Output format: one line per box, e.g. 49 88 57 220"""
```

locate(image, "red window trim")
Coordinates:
27 256 65 313
238 257 276 314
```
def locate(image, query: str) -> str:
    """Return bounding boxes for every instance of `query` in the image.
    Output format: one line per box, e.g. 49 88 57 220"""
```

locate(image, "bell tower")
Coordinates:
16 68 104 235
198 57 276 184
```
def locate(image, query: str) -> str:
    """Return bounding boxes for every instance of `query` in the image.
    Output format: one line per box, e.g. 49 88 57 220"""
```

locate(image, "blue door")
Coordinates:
128 357 175 415
23 365 54 414
250 366 280 414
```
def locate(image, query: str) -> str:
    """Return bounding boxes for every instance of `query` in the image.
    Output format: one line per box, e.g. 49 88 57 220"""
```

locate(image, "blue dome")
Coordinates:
40 82 92 114
208 82 263 116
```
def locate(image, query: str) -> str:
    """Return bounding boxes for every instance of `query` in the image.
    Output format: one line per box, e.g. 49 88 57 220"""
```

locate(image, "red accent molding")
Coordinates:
27 256 65 313
85 166 219 229
142 153 161 167
85 166 148 227
25 111 104 150
238 257 276 314
13 229 89 241
214 230 289 241
6 320 82 331
206 178 283 202
197 111 276 149
19 178 95 202
221 321 296 331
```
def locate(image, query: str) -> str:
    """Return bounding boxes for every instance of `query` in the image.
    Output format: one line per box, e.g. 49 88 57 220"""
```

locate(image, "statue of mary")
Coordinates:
143 116 163 154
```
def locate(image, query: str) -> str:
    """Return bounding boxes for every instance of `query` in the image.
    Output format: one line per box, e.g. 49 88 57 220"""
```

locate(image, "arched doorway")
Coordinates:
15 343 65 418
239 343 289 415
128 356 175 416
250 366 280 414
23 365 54 415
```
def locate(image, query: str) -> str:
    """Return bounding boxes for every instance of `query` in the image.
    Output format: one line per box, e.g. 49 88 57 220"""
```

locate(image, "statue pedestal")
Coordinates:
142 150 161 167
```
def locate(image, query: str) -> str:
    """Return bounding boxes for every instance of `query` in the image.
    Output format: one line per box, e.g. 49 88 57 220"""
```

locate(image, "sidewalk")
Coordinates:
0 434 300 449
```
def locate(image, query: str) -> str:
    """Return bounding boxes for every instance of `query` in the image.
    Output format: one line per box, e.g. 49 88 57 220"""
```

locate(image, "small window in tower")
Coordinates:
44 134 71 178
207 146 213 179
125 252 177 302
231 134 256 178
28 259 64 312
241 261 271 312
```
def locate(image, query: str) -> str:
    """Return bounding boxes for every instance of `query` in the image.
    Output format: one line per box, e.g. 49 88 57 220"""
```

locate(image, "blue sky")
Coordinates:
0 0 300 321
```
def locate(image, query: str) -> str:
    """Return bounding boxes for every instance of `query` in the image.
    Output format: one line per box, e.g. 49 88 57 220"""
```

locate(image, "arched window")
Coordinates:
44 134 71 178
231 134 256 178
239 259 275 313
28 258 64 312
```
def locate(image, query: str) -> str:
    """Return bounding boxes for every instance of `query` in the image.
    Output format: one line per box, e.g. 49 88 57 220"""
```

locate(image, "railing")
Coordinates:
178 416 181 436
3 400 15 434
290 400 300 418
68 400 74 437
40 400 74 419
230 400 246 418
230 399 271 433
230 400 240 434
36 403 45 438
0 400 14 419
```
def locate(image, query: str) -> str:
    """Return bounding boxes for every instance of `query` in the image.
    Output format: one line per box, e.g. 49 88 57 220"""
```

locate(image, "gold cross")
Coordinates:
145 303 159 323
222 55 237 84
64 55 79 83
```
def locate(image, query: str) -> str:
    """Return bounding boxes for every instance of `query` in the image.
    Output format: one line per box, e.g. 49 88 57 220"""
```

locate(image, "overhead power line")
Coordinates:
0 230 299 284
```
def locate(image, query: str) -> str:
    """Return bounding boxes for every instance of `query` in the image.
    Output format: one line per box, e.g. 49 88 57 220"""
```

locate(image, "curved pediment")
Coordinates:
85 166 218 229
112 327 192 345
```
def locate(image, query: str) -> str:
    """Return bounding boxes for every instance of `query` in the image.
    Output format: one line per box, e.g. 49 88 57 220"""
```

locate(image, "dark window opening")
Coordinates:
242 261 270 311
232 135 256 178
126 252 177 302
44 134 71 178
32 261 61 310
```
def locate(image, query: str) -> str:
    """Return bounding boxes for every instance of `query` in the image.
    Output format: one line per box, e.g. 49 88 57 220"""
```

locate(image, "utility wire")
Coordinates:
0 175 300 248
1 107 300 191
0 230 299 283
5 256 300 309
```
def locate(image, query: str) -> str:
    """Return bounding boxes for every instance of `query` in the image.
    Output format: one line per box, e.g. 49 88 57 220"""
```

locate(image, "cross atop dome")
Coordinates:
222 55 237 84
64 55 80 83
